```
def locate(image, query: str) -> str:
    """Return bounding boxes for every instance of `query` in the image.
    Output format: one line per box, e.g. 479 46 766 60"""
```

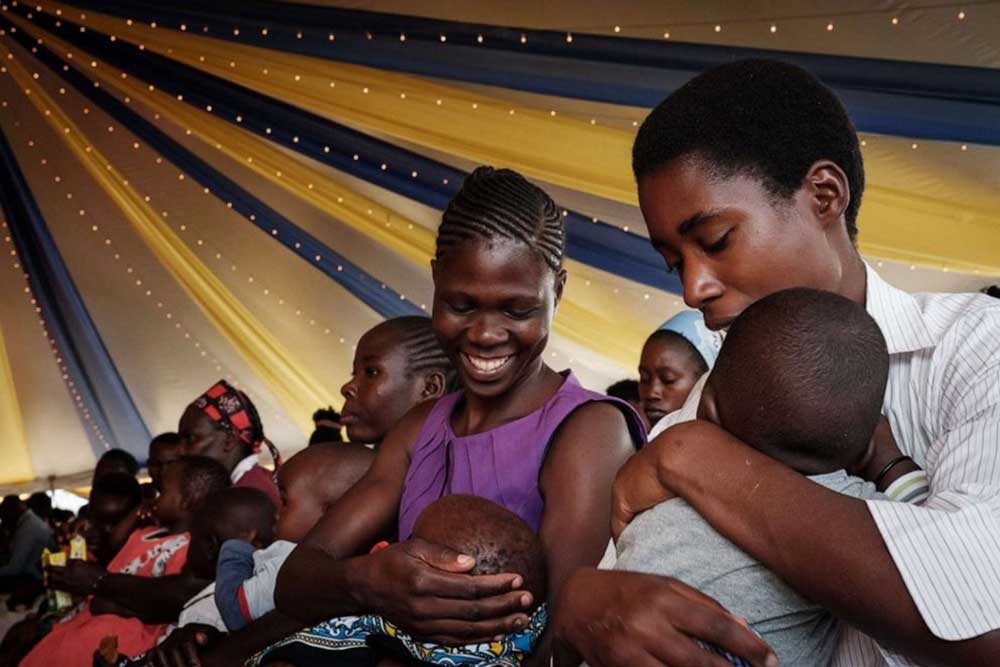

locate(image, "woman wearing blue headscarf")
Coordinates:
638 310 721 431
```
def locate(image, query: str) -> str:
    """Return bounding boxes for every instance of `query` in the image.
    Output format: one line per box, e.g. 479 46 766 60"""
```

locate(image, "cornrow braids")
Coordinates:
389 316 459 392
436 166 566 272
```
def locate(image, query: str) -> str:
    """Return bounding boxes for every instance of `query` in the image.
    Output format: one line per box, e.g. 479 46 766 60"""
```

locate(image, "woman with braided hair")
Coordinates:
339 316 457 447
178 380 282 508
245 166 647 666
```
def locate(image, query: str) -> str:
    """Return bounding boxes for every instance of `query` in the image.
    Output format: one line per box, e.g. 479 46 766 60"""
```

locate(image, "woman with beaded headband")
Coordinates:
178 380 282 508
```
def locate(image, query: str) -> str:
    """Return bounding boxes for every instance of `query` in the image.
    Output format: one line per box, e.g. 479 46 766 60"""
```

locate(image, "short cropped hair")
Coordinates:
169 456 231 511
633 59 865 239
708 288 888 473
90 472 142 509
606 379 640 403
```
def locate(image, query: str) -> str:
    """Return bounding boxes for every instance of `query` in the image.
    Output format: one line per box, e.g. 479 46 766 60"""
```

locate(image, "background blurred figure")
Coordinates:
606 379 647 430
92 449 140 483
146 433 184 495
308 407 343 445
638 311 720 431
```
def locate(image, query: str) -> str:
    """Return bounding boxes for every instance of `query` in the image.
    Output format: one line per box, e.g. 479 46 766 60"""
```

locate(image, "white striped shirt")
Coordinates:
648 264 1000 665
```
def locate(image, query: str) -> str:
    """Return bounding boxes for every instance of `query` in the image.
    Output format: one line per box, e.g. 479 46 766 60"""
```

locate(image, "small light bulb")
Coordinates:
826 22 834 31
714 24 722 32
770 24 777 33
566 33 573 43
613 25 621 33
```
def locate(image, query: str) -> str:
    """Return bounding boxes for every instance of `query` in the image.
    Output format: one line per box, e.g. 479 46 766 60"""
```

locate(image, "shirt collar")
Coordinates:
231 454 259 484
864 262 937 354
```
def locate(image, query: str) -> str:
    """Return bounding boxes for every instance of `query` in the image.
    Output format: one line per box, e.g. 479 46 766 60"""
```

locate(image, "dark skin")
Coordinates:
51 463 207 624
275 236 634 656
556 156 1000 666
158 325 442 666
275 443 375 544
83 493 137 566
340 322 446 445
178 406 248 474
148 438 183 493
637 334 706 427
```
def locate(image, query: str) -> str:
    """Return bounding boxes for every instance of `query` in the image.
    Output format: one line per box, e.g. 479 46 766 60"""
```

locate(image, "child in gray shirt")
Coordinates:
616 288 890 667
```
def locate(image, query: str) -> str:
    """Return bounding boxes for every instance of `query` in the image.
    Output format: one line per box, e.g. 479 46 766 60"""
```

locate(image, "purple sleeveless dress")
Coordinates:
397 371 647 539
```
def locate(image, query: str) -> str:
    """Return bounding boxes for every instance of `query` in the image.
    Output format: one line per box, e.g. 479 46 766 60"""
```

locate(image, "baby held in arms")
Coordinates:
250 495 547 667
616 288 891 667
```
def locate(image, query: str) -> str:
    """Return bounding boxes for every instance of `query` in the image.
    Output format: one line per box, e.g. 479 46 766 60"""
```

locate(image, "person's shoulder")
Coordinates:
560 400 630 435
914 290 1000 348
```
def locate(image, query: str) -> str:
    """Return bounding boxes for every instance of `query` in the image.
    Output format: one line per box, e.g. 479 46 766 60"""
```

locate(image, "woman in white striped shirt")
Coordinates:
554 59 1000 667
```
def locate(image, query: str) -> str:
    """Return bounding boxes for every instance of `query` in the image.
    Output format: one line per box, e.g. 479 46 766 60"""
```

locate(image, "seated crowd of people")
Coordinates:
1 58 998 667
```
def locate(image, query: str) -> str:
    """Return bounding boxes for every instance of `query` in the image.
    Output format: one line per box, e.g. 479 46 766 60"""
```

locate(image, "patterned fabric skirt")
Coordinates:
247 605 547 667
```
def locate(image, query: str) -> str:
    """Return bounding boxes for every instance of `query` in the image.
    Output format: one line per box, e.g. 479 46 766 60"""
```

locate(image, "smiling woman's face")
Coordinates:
638 156 844 331
432 236 562 400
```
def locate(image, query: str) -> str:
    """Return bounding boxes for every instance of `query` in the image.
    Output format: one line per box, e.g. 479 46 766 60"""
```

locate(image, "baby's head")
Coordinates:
698 288 888 475
153 456 231 530
411 495 546 607
186 487 277 580
275 443 375 542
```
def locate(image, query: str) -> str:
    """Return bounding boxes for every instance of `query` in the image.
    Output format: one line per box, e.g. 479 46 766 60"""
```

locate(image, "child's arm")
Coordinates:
94 572 210 624
853 416 929 504
214 539 296 631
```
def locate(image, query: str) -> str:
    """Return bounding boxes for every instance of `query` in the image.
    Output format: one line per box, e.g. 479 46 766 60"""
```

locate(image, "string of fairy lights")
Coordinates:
4 30 668 327
3 2 990 317
564 3 978 36
22 1 980 240
5 17 429 330
0 215 110 449
0 49 331 430
0 71 243 393
8 7 689 306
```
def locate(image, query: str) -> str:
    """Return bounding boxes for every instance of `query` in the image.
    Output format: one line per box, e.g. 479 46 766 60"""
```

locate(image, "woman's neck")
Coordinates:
454 359 563 436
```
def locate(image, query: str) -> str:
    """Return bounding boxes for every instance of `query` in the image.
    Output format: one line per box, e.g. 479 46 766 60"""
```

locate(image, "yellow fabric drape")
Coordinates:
55 4 1000 275
14 16 646 369
0 324 34 484
1 43 331 434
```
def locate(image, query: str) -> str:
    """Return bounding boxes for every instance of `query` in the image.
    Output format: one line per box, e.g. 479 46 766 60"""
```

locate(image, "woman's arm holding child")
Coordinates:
611 419 1000 666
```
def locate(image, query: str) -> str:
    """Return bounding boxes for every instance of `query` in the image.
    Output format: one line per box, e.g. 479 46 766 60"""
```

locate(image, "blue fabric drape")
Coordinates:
0 15 424 320
64 0 1000 146
0 126 150 460
8 7 681 294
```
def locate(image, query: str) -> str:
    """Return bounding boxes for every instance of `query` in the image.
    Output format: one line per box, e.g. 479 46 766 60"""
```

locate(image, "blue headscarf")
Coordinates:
657 310 723 368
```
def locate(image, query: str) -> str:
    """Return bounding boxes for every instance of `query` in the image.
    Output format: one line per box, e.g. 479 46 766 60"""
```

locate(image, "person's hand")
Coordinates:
46 559 106 596
148 624 219 667
356 538 534 645
553 568 778 667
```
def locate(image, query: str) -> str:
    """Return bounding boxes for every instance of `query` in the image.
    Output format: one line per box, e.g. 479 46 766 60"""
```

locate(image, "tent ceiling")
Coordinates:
300 1 1000 68
0 1 997 492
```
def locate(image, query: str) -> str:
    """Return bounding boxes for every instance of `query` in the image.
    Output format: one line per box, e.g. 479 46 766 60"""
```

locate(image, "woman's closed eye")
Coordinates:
703 229 732 254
